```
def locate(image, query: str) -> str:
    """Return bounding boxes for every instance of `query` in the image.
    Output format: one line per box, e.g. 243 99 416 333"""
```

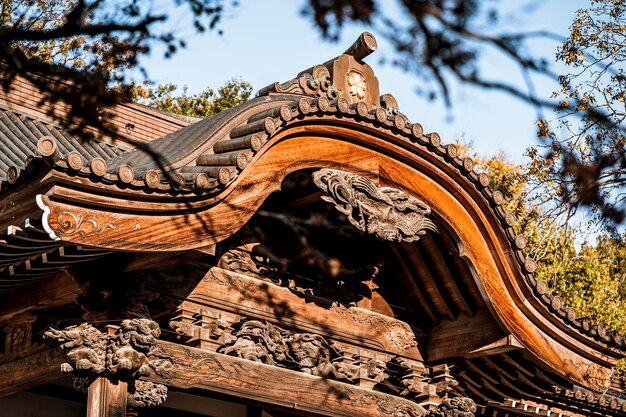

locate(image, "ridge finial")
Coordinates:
343 32 377 62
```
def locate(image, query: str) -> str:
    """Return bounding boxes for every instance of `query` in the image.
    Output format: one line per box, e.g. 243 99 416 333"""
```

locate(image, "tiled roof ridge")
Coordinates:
554 385 626 412
125 101 202 124
0 105 125 190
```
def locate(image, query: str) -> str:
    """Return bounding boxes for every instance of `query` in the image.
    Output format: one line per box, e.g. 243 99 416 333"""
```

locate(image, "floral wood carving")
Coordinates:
55 211 118 239
44 318 167 407
427 397 476 417
128 380 168 407
217 319 358 382
1 313 39 362
347 71 367 99
312 169 437 242
346 390 426 417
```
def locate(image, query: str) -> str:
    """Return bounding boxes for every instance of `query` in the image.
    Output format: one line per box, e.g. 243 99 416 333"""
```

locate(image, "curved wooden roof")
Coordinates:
0 32 624 412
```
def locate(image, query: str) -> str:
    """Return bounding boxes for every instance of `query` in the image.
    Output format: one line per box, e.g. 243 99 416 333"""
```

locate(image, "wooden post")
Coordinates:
87 377 128 417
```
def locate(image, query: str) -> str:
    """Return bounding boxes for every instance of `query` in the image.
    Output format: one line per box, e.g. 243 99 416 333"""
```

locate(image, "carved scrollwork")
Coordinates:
427 397 476 417
312 169 437 242
128 380 168 407
56 211 118 239
44 318 167 408
332 304 418 350
217 319 358 382
347 390 427 417
258 64 340 100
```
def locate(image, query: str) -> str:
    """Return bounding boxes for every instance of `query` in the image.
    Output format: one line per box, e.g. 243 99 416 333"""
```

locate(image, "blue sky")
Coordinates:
137 0 588 162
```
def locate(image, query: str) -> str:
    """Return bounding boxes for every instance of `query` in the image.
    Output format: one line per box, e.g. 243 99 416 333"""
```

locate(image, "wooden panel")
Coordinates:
0 271 80 321
427 309 508 362
179 267 423 360
147 340 426 417
0 347 64 397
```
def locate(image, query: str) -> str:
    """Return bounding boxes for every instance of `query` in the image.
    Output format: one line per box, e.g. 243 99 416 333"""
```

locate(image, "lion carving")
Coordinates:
44 318 167 407
44 323 107 374
108 318 161 377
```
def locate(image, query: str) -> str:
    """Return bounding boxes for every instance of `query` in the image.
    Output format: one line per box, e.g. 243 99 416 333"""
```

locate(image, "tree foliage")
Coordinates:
0 0 231 140
538 235 626 333
133 79 253 118
535 0 626 229
1 0 110 70
1 0 569 141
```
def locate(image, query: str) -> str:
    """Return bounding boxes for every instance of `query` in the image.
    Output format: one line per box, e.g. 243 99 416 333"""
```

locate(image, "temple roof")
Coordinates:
0 104 125 186
0 32 624 411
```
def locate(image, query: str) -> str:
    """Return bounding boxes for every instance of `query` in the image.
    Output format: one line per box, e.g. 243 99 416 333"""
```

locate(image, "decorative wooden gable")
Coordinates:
0 33 624 417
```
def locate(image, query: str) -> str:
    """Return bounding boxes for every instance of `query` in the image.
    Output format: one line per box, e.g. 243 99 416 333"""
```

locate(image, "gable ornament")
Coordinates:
312 169 437 242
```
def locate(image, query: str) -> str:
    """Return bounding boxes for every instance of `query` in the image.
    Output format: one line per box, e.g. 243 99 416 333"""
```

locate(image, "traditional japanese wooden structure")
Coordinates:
0 33 624 417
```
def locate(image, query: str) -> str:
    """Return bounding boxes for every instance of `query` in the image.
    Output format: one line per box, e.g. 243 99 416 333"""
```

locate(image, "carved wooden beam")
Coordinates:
1 330 474 417
0 346 64 396
171 267 423 360
146 340 475 417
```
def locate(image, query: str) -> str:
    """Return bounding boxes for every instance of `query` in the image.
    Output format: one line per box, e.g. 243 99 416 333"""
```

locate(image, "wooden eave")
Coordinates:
21 97 624 386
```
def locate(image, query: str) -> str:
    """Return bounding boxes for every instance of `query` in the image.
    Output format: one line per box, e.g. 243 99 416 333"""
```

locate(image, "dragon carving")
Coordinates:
44 322 107 375
312 169 437 242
